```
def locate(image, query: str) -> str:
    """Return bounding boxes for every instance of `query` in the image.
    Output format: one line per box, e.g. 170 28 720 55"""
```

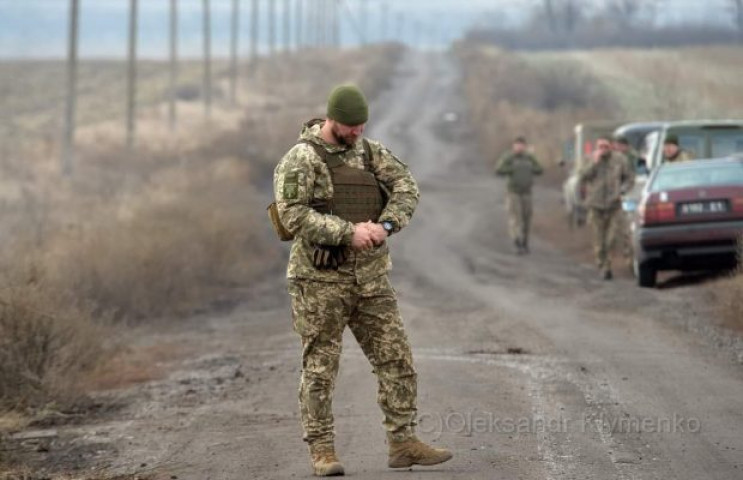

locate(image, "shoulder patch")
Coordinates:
283 171 299 199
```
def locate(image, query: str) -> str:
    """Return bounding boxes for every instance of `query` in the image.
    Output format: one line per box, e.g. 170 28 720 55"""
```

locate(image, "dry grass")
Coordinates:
527 46 743 120
0 45 402 322
0 44 402 429
0 272 109 411
710 239 743 333
456 43 618 168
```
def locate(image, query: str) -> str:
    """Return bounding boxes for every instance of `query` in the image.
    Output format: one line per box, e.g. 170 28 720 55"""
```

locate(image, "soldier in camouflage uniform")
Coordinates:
274 84 452 476
612 135 637 259
495 137 543 255
663 134 694 163
579 136 634 280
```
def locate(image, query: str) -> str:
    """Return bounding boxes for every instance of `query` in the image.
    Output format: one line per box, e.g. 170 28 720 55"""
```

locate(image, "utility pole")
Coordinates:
168 0 178 133
360 0 367 45
395 11 404 45
380 2 388 43
250 0 259 61
169 0 178 131
203 0 212 120
126 0 138 150
62 0 79 175
295 0 303 49
312 0 321 47
268 0 276 55
412 20 421 50
331 0 340 47
230 0 239 104
316 0 324 46
283 0 291 52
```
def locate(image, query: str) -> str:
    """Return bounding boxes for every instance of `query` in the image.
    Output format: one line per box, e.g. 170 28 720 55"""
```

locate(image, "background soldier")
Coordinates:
495 137 543 254
612 135 639 183
612 135 637 258
663 134 694 162
579 136 633 280
273 84 452 476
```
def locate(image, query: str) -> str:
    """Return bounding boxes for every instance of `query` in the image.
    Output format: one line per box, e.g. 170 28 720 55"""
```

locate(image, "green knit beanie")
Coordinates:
326 84 369 126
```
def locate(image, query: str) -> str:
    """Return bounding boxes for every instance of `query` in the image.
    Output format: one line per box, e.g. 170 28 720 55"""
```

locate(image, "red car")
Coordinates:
632 157 743 287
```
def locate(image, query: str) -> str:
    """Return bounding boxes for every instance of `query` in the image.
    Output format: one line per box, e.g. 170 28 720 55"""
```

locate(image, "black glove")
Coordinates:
312 245 348 270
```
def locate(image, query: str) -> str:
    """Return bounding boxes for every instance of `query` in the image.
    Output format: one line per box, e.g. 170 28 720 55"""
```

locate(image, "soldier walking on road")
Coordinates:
579 136 634 280
495 137 543 255
273 84 452 476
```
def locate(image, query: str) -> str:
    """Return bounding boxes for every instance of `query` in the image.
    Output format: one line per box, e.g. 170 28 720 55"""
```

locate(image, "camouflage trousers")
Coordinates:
506 191 533 245
588 206 622 272
615 209 633 259
288 275 417 448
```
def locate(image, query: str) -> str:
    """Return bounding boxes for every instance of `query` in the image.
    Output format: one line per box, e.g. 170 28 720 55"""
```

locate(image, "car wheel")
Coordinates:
636 260 656 288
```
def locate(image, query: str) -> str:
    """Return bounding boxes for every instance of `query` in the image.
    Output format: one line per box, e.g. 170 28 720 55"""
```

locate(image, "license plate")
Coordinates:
678 201 729 215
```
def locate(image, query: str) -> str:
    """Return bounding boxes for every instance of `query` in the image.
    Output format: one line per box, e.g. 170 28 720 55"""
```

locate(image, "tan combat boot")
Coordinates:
309 444 345 477
388 435 453 469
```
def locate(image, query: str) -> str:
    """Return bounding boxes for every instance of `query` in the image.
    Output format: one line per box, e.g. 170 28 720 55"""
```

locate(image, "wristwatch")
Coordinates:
382 221 396 234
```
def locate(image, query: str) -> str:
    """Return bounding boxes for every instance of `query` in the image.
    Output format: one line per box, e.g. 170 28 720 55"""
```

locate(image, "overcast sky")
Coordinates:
0 0 735 58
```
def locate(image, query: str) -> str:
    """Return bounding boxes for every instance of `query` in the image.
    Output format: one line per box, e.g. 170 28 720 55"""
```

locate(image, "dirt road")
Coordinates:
19 52 743 480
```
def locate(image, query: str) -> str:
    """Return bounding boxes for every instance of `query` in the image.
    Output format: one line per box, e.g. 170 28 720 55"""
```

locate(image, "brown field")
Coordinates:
0 44 403 455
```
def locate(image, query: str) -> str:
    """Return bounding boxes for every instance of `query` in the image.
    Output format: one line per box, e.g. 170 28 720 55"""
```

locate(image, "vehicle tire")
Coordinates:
636 260 656 288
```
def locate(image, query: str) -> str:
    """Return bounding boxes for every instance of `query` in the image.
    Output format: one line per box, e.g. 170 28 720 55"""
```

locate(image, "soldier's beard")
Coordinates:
331 124 359 146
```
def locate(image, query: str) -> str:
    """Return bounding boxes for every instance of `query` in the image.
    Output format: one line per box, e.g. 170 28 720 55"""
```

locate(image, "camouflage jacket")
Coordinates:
619 150 637 191
273 120 420 283
578 151 633 210
664 149 693 163
495 152 543 194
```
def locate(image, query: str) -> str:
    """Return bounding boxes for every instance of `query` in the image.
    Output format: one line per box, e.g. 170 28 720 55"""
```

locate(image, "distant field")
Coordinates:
523 46 743 121
0 59 224 150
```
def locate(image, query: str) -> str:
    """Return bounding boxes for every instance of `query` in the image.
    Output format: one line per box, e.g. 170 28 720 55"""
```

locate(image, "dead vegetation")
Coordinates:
456 43 618 169
0 45 403 473
709 239 743 333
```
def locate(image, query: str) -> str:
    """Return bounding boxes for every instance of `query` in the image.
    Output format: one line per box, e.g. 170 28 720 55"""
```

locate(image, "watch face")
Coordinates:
383 221 393 232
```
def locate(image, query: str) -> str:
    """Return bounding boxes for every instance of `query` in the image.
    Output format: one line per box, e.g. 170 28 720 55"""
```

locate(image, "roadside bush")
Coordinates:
47 164 276 320
0 273 108 410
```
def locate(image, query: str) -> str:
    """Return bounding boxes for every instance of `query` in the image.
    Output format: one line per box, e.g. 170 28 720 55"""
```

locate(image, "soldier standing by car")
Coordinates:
273 84 452 476
579 136 634 280
613 135 639 181
612 135 637 258
495 137 543 254
663 134 694 163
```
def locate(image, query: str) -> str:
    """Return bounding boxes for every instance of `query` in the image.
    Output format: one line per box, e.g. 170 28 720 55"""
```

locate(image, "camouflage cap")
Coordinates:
664 134 679 146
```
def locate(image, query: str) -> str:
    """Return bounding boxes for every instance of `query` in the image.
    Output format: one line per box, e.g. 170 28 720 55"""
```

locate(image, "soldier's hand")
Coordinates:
351 223 375 251
367 223 388 245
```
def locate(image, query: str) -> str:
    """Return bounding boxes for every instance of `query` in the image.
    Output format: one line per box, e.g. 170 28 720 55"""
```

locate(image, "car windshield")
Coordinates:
650 163 743 192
